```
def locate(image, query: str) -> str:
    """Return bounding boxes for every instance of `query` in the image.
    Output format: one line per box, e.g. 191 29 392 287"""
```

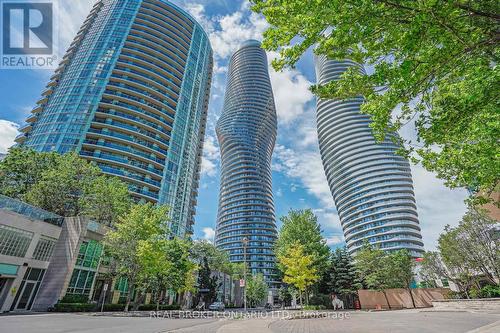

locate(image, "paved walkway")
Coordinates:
1 310 499 333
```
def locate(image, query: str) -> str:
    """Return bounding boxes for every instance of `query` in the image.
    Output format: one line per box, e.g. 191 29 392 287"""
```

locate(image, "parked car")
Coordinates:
208 301 225 311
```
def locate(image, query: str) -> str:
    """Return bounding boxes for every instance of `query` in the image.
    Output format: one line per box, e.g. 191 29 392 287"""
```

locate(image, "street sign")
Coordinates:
239 279 245 287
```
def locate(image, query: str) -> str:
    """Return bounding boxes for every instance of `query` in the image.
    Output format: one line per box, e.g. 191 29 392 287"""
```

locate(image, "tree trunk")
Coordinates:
382 290 391 309
408 288 416 308
299 292 303 308
125 293 131 312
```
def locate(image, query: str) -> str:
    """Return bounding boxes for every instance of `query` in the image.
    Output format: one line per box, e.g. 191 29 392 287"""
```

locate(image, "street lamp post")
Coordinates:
242 237 249 311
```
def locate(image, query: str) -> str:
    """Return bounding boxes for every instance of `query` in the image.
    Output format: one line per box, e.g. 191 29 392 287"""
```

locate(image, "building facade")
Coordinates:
15 0 213 237
0 195 107 312
215 40 278 287
315 56 425 257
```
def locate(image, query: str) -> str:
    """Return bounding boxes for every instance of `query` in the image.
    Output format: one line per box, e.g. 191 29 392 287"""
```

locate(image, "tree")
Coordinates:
330 247 362 298
137 237 194 310
191 240 232 274
25 152 102 216
82 175 131 226
137 238 173 310
251 0 500 198
278 242 320 306
103 203 170 311
197 257 219 305
277 285 293 307
276 209 330 275
389 250 417 308
0 147 60 199
419 251 477 298
355 244 393 309
439 207 500 285
246 274 268 308
421 206 500 298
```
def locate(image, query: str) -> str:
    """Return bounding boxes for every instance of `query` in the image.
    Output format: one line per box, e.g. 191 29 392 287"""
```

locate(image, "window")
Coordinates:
33 236 57 261
0 225 33 257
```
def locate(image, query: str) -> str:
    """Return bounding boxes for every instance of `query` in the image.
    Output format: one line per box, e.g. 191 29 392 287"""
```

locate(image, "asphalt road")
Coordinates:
0 310 499 333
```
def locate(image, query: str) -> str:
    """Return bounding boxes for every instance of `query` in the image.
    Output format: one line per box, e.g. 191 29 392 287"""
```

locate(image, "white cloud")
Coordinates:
202 227 216 243
200 134 220 177
410 164 468 250
268 52 315 124
273 143 334 208
325 234 344 247
0 120 19 153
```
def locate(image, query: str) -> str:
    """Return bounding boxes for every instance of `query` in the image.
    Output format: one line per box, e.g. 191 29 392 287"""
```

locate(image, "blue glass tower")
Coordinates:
315 55 424 257
215 40 278 287
15 0 213 237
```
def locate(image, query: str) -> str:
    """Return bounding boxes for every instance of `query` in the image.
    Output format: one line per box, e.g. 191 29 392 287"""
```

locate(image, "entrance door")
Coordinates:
15 282 36 310
10 268 45 311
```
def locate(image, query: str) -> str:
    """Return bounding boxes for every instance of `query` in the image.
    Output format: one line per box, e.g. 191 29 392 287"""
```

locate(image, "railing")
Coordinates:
0 194 64 226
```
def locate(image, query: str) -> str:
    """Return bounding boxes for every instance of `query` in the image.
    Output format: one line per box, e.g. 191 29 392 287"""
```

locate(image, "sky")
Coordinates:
0 0 469 250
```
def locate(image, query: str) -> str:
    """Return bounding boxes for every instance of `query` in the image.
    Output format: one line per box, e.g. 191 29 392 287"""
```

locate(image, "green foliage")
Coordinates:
197 257 219 304
0 147 60 199
53 303 95 312
302 305 326 310
24 152 102 216
471 285 500 299
277 285 293 305
356 244 417 308
279 242 320 305
439 206 500 285
103 203 170 310
251 0 500 196
0 147 131 222
191 240 232 274
137 304 180 311
82 175 131 226
420 206 500 298
60 294 89 304
309 294 331 309
355 244 392 292
276 209 330 275
245 273 268 308
329 247 362 297
102 303 126 311
229 262 246 280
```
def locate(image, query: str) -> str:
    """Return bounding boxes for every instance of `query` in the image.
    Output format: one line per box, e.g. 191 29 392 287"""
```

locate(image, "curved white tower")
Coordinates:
315 55 424 257
215 40 278 286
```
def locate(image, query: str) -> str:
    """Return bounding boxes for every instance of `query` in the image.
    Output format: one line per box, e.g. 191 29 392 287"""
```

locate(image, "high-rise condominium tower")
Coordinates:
215 40 278 286
16 0 213 237
315 56 424 257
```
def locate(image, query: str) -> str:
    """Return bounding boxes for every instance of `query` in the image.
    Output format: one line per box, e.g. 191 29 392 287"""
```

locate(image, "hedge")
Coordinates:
102 303 126 311
137 304 180 311
54 303 95 312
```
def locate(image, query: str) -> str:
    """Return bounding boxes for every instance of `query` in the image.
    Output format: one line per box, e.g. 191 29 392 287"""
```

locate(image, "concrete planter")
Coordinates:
431 298 500 313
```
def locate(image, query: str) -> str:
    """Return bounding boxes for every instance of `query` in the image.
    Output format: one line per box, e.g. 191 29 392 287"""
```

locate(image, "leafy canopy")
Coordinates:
275 209 330 274
246 273 268 307
278 242 320 294
0 147 131 225
251 0 500 195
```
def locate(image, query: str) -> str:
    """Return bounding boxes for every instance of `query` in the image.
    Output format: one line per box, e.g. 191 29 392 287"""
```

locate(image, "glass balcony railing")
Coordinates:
0 194 64 226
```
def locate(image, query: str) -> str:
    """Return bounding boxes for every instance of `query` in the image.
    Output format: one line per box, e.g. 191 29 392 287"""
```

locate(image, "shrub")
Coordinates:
54 303 95 312
103 303 126 311
137 304 180 311
309 294 331 308
303 305 325 310
480 285 500 298
60 294 89 304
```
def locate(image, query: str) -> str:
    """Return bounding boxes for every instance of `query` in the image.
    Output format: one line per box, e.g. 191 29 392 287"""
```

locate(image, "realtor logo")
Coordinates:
1 0 58 69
